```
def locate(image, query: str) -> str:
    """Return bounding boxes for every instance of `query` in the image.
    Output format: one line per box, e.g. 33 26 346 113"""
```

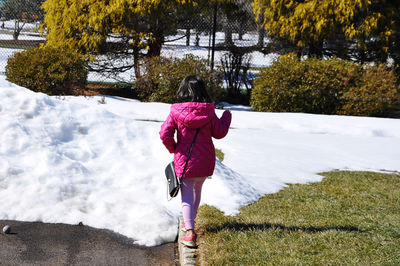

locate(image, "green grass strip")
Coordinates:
87 80 131 87
197 171 400 265
215 148 224 162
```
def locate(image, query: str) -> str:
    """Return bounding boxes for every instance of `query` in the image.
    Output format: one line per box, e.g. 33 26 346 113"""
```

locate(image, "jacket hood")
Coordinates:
171 102 214 128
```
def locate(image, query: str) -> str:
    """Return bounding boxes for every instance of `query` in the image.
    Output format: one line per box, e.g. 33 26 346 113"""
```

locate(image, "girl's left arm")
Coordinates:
159 114 177 153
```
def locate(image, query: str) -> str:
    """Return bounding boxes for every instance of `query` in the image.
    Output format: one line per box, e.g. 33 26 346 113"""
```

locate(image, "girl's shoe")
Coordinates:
180 233 197 247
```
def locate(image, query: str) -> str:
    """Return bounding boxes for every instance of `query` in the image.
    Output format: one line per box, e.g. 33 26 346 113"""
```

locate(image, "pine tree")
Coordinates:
42 0 232 78
252 0 400 64
43 0 232 53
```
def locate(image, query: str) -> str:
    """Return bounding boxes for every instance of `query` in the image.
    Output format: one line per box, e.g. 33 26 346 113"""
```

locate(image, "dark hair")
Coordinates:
176 75 212 103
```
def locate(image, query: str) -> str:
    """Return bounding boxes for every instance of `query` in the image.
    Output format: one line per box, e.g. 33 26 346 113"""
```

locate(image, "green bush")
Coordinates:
251 56 359 114
134 55 223 103
340 64 399 117
5 46 88 95
251 55 400 117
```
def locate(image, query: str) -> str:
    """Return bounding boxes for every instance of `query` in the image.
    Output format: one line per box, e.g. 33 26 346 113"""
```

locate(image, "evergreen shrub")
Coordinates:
6 46 88 95
134 55 223 103
340 64 399 116
251 55 399 117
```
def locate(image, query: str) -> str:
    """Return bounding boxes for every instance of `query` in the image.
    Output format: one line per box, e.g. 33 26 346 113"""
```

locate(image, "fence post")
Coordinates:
210 3 218 70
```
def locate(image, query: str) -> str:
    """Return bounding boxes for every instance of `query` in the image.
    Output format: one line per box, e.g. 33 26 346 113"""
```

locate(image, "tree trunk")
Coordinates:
186 27 190 46
13 20 20 40
194 32 200 46
391 32 400 78
148 39 162 57
224 24 233 46
308 40 324 58
210 3 218 70
133 44 141 79
238 24 245 41
257 27 265 48
257 12 265 47
148 18 164 57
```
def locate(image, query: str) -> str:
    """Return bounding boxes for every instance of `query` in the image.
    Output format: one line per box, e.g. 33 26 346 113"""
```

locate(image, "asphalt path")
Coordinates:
0 220 177 265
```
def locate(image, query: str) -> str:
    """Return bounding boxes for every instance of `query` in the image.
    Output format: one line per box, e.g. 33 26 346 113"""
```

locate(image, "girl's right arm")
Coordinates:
159 114 177 153
212 110 232 139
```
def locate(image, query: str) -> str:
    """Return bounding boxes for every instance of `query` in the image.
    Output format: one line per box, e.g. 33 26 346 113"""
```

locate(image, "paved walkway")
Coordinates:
0 220 177 265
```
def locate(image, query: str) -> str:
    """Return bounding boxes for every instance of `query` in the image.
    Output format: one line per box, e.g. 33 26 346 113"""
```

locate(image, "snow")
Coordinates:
0 29 277 82
161 44 279 69
0 44 277 83
1 75 399 246
0 33 44 41
165 31 267 47
1 20 41 31
0 27 399 246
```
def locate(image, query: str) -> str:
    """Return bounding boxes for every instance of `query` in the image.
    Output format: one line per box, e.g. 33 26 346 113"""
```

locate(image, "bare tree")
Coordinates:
2 0 44 40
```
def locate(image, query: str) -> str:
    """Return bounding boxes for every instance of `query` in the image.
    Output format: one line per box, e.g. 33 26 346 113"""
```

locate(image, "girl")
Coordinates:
159 75 232 247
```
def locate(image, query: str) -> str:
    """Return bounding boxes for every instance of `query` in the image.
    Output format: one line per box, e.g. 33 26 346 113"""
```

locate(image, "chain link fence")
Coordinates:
0 0 45 74
0 1 278 86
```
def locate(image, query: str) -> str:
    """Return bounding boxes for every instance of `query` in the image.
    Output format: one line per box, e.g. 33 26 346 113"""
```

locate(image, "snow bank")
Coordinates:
0 79 258 246
1 77 399 246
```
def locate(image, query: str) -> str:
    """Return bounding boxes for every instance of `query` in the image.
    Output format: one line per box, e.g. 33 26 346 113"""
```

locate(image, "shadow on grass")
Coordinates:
206 222 365 234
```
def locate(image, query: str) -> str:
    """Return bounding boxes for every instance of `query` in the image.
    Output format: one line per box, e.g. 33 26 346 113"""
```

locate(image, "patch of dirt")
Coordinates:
73 83 139 99
0 39 45 48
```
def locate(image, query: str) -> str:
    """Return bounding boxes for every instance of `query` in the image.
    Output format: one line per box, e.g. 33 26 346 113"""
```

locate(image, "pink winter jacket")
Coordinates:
159 102 232 178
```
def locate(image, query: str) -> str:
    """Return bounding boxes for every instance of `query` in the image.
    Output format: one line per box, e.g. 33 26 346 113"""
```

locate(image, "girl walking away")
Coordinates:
159 75 232 247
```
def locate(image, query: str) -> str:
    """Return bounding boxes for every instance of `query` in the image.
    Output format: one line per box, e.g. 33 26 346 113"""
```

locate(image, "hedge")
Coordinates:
251 55 399 117
6 46 88 95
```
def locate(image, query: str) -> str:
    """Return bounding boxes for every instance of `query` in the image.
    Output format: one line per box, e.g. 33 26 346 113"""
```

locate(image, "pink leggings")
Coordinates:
181 177 207 230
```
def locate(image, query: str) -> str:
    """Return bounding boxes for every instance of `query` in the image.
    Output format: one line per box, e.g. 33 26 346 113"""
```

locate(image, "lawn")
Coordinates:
196 171 400 265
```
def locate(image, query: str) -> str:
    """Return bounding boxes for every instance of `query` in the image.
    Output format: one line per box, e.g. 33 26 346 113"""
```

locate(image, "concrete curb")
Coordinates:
178 217 197 266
